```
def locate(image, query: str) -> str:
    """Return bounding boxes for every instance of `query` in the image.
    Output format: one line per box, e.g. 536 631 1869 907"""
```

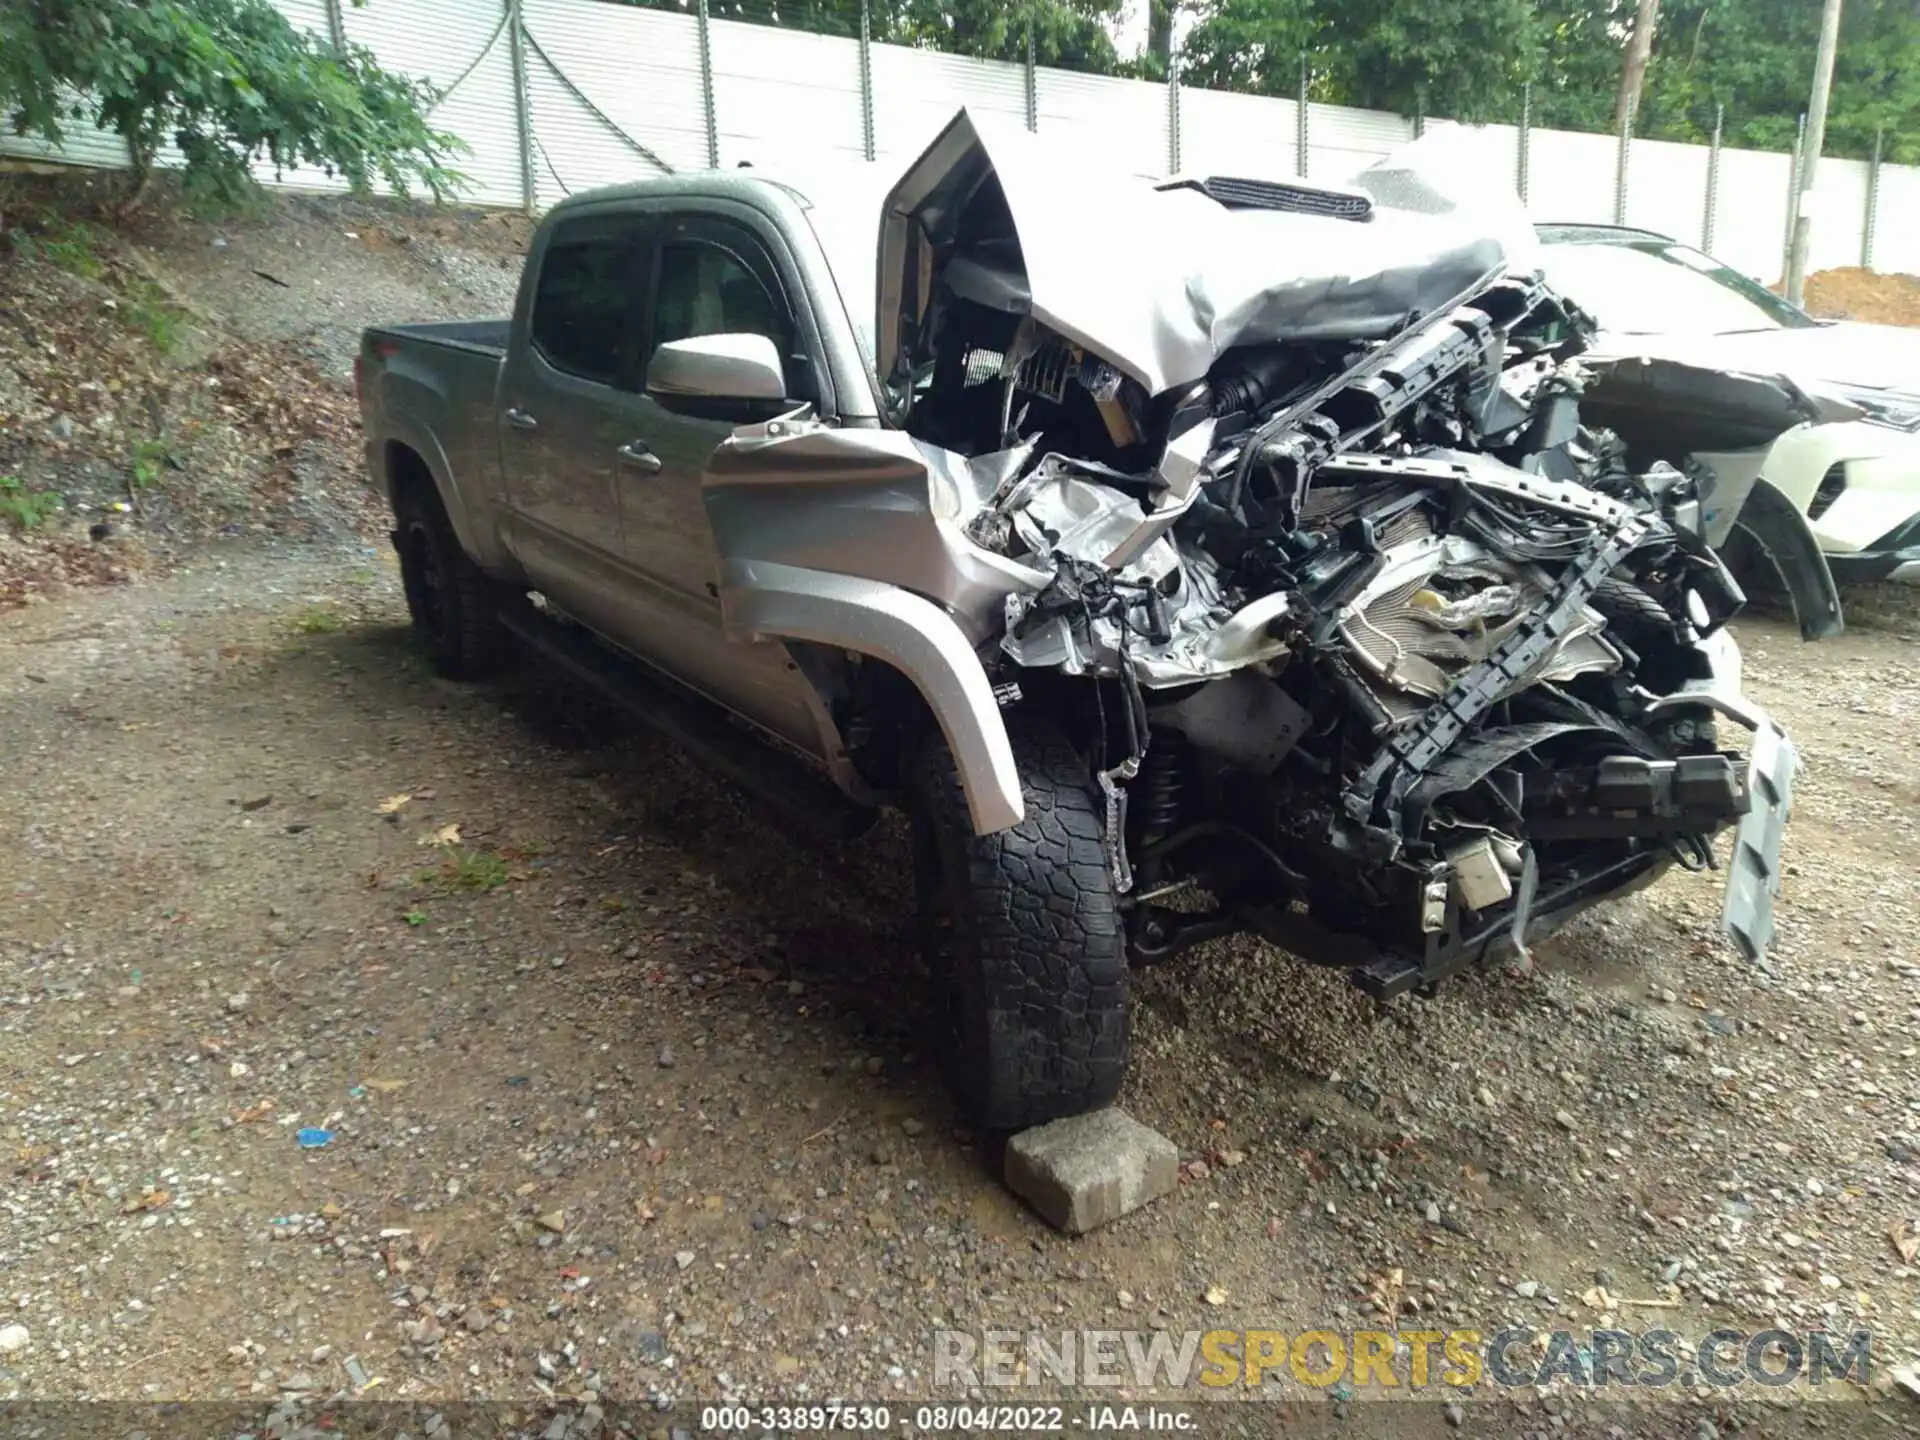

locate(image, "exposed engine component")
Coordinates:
737 109 1800 995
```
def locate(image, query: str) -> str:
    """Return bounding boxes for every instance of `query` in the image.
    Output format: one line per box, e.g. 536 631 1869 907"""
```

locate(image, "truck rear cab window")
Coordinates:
531 218 643 384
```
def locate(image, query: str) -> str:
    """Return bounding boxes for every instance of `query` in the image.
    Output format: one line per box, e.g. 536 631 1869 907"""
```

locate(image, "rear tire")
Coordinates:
393 482 511 680
907 718 1128 1132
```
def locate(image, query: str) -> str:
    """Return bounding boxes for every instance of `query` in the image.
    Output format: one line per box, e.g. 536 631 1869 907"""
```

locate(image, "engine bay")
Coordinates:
866 114 1797 988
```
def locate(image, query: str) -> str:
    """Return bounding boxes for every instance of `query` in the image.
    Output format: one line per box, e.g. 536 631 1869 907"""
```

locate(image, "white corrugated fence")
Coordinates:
3 0 1909 285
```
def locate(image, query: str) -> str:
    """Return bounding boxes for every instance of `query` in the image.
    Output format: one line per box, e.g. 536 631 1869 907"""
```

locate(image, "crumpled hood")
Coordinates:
877 109 1537 397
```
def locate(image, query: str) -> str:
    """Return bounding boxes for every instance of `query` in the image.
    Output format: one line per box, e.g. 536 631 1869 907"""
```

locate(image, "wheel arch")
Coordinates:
1723 477 1846 641
717 558 1025 834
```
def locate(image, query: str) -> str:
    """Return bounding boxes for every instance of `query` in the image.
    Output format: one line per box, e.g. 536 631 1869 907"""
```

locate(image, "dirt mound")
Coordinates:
0 172 529 609
1801 265 1920 326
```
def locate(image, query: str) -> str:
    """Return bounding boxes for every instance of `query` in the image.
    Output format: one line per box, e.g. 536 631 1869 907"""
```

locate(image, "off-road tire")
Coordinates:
908 720 1128 1131
393 482 511 680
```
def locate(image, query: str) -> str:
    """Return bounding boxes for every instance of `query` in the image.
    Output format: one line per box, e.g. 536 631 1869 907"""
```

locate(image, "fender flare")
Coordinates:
717 558 1025 835
377 416 484 560
1723 477 1845 641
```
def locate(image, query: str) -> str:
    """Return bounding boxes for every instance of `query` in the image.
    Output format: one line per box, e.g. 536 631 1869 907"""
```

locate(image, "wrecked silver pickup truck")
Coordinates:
358 112 1802 1131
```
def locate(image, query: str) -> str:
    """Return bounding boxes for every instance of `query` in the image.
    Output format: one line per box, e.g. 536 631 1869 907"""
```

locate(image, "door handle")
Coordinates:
616 441 663 474
504 407 539 431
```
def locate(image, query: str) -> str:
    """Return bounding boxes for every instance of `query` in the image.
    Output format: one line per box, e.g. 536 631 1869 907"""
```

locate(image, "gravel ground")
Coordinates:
2 538 1918 1438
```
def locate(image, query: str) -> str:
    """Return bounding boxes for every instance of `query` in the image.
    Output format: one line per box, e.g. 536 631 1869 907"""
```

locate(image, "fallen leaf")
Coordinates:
1889 1221 1920 1264
535 1210 565 1234
420 823 461 847
1203 1284 1229 1306
1217 1147 1247 1168
123 1189 170 1213
376 793 412 814
233 1100 274 1124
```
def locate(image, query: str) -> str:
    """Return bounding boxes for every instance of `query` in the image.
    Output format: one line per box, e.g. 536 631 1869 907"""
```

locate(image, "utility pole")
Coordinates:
1786 0 1844 305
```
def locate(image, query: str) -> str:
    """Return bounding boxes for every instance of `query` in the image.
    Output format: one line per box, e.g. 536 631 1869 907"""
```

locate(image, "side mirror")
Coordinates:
645 333 787 403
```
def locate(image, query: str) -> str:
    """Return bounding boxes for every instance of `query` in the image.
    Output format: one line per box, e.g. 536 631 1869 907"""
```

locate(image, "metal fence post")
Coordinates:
1702 103 1722 253
322 0 348 54
696 0 719 168
1863 126 1882 269
1783 112 1806 283
1613 107 1632 224
1516 82 1531 205
1296 53 1310 177
1413 100 1424 141
1167 59 1181 176
858 0 875 163
1024 30 1038 132
506 0 536 215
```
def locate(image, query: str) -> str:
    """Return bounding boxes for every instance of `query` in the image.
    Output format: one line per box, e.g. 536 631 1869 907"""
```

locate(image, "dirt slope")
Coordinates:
0 174 528 609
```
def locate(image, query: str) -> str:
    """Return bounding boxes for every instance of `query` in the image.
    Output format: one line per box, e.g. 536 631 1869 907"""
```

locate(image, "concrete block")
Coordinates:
1003 1108 1179 1235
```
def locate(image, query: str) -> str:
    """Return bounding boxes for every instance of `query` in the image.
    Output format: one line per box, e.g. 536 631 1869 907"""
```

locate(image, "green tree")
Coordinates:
1174 0 1318 98
1320 0 1545 122
639 0 1123 70
1177 0 1543 121
0 0 462 207
1632 0 1920 161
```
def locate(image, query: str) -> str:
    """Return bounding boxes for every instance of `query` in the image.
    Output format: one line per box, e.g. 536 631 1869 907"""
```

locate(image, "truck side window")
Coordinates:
652 242 789 355
531 221 640 385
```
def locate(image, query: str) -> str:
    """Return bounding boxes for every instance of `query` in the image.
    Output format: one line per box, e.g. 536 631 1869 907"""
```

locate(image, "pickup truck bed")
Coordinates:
367 318 511 356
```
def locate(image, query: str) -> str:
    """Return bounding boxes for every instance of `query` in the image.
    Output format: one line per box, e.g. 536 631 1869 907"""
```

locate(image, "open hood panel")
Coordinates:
877 109 1529 398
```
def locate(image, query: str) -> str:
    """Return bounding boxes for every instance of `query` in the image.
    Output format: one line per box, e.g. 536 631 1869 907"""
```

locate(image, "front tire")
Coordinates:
393 482 511 680
908 719 1128 1131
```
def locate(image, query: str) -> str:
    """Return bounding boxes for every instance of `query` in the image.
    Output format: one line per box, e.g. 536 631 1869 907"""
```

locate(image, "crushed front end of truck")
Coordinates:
714 112 1801 999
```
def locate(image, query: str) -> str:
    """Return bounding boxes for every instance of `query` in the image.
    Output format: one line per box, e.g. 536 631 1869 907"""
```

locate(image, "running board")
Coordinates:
497 607 876 845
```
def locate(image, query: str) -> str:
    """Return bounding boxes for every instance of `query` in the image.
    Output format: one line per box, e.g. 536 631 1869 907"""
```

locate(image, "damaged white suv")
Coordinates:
358 112 1802 1131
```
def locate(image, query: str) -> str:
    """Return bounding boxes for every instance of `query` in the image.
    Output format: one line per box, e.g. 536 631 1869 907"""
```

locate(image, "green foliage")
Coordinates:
130 437 171 489
0 0 465 206
0 475 59 531
421 847 509 893
127 282 188 353
1628 0 1920 162
631 0 1123 71
292 604 344 634
11 214 107 278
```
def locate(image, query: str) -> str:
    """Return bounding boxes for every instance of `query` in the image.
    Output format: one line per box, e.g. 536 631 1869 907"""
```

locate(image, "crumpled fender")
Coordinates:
1727 477 1845 641
715 557 1025 835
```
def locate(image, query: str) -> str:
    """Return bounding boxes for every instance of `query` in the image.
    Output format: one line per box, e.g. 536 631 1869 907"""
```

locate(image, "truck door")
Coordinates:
497 207 650 636
612 211 826 753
